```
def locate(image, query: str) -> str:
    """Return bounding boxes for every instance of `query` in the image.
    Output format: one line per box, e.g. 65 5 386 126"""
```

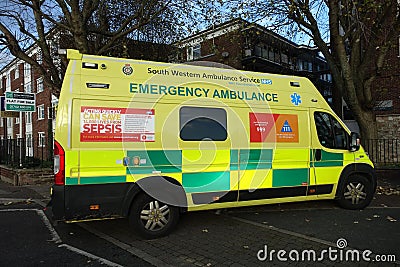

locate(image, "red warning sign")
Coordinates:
80 106 155 142
249 113 275 142
249 113 298 143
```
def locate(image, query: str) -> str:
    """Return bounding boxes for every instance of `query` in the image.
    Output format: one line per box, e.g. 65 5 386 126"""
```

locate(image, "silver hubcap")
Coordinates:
343 182 367 204
140 200 170 231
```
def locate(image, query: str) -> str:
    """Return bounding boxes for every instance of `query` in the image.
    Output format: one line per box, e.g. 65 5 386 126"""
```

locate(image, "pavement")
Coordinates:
0 180 51 207
0 180 128 266
0 173 399 266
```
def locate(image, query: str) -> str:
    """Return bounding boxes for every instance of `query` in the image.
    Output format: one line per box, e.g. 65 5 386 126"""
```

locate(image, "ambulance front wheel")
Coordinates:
337 174 374 210
129 193 180 239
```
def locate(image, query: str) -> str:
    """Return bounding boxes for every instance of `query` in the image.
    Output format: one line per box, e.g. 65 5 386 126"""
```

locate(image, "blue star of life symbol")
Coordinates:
291 93 302 106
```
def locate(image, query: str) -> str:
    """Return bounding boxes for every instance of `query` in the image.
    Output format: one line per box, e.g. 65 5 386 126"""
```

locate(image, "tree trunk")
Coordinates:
352 108 378 141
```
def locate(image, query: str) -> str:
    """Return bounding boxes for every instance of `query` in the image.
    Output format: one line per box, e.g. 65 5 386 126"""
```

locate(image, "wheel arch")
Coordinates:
335 163 377 199
121 175 187 217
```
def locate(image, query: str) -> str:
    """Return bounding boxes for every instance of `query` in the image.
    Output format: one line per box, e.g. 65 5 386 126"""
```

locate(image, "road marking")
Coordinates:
229 215 337 247
226 205 400 214
229 215 400 265
367 206 400 209
0 208 122 266
79 223 173 267
59 244 123 267
0 208 38 212
36 209 62 243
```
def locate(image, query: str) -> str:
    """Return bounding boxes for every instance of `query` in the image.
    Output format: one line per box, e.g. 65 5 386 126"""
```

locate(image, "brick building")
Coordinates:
0 46 57 161
372 37 400 139
175 19 400 140
174 19 335 110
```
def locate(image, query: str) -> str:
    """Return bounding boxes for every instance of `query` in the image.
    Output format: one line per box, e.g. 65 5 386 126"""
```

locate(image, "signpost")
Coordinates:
0 96 19 118
4 92 36 112
1 92 36 167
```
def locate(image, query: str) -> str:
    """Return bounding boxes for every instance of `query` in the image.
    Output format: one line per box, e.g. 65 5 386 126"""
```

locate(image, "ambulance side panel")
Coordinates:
51 51 375 222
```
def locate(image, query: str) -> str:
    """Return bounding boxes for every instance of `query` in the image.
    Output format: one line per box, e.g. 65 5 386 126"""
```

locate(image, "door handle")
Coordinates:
315 149 322 161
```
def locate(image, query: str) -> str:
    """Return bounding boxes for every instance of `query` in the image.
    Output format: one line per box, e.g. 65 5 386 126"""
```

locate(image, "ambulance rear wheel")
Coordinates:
337 174 373 210
129 193 179 239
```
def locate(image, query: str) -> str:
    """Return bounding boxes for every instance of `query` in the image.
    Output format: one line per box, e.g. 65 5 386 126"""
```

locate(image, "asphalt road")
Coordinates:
0 180 399 266
0 206 107 266
71 197 399 266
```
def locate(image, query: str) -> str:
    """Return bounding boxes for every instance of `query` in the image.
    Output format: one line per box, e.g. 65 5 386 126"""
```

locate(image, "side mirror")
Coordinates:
349 132 360 152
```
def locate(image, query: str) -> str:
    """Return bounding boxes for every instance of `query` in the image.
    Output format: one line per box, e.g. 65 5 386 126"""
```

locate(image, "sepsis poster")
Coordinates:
80 106 155 142
249 113 298 143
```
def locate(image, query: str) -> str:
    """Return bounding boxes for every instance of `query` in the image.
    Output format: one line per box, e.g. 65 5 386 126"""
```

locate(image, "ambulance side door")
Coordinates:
310 109 352 196
178 106 237 206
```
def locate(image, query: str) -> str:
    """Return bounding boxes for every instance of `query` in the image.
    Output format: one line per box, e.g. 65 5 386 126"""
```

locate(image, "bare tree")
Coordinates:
0 0 200 97
230 0 400 140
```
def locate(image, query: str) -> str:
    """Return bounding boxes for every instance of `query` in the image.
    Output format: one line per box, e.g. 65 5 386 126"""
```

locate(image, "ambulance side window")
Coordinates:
180 107 227 141
314 112 347 149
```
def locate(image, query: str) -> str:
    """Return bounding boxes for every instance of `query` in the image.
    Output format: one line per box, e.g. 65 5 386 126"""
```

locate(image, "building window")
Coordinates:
274 50 280 63
302 61 308 71
38 132 45 147
24 63 31 77
15 65 19 79
180 106 227 141
7 118 12 127
37 49 42 64
268 48 274 61
187 44 201 60
37 104 45 120
254 45 262 57
26 112 32 124
25 82 32 93
36 77 44 93
320 74 332 82
26 133 32 148
16 134 22 145
327 74 332 82
261 46 268 58
374 100 393 111
282 53 288 64
48 106 56 119
6 73 10 89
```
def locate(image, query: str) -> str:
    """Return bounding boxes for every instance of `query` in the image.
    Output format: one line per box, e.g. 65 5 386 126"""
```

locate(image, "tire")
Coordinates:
129 193 180 239
337 174 374 210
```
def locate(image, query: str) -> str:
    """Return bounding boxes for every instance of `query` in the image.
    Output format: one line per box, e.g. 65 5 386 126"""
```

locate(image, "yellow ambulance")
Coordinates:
51 49 376 239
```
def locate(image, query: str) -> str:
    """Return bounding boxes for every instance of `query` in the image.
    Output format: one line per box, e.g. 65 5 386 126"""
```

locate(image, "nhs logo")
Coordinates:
261 79 272 85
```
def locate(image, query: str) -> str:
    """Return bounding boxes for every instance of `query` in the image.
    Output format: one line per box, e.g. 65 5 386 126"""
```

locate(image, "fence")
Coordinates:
0 138 53 168
1 137 398 169
363 139 399 167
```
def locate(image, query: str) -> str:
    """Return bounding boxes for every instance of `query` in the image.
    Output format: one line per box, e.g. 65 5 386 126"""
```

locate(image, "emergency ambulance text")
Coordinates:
130 83 278 102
